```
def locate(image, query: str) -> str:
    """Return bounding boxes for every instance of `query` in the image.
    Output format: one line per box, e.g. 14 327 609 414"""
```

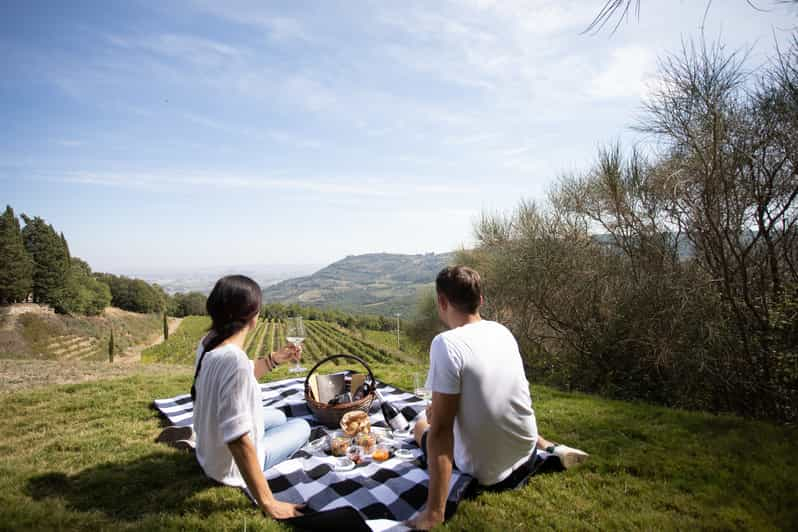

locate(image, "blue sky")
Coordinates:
1 0 794 273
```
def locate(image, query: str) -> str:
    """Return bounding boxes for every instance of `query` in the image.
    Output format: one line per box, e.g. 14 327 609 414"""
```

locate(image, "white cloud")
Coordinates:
588 45 655 99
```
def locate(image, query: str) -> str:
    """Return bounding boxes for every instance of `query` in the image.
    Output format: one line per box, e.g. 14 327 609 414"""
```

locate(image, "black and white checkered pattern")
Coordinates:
153 376 475 530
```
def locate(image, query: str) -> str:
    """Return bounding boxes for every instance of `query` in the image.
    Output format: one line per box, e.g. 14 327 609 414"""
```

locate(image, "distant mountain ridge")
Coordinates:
262 252 456 316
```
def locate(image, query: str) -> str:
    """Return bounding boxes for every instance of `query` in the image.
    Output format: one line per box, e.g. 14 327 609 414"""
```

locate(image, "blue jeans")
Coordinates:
261 408 311 471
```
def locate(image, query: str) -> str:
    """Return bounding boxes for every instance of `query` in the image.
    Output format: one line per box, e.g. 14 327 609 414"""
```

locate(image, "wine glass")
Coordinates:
285 317 306 373
413 372 432 406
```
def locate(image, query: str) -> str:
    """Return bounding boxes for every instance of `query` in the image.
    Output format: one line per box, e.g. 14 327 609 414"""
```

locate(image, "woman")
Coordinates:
193 275 310 519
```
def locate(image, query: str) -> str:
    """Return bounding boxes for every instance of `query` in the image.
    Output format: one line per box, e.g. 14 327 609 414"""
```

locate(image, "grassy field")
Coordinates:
1 360 796 531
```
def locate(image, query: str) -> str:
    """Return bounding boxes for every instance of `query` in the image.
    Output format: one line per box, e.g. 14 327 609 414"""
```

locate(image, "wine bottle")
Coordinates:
375 389 409 431
328 392 352 405
352 382 370 401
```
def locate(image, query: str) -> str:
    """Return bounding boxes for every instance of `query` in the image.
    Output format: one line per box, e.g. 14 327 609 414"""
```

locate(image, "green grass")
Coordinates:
355 328 425 360
141 316 211 364
1 362 796 531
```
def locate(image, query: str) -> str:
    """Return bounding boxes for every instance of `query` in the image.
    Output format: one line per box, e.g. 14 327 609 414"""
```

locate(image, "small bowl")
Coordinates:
355 433 377 455
394 448 415 460
333 457 356 472
372 446 391 462
330 433 352 457
306 436 328 454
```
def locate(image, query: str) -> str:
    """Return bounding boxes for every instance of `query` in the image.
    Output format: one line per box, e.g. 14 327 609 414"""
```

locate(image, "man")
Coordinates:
409 266 588 530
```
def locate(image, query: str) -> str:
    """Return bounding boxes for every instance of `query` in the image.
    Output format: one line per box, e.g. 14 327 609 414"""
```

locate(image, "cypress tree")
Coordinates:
60 232 70 260
20 215 70 306
109 328 115 363
163 311 169 340
0 206 33 303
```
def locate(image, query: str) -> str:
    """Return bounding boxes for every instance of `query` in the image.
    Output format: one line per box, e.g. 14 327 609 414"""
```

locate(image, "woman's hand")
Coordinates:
263 499 305 519
406 508 444 530
272 344 302 365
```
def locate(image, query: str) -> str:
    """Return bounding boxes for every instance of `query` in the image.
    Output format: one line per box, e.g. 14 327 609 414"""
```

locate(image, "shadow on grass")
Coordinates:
25 451 235 521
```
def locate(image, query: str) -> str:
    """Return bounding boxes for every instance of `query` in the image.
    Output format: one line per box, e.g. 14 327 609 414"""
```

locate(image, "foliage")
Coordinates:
261 303 400 332
0 372 796 530
406 287 445 352
169 292 207 317
20 214 70 309
463 38 798 422
60 258 112 316
95 273 167 314
0 206 33 303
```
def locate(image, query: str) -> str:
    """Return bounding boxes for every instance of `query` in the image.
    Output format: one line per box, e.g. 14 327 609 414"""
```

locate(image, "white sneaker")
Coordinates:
550 444 589 469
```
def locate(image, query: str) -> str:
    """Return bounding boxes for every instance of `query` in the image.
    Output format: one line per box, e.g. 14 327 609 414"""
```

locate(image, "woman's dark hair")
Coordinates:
191 275 262 400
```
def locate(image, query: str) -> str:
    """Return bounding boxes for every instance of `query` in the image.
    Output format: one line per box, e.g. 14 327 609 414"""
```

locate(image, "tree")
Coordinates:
0 206 33 303
94 273 167 313
20 215 70 308
171 292 207 317
163 311 169 340
586 0 798 35
463 37 798 422
60 258 112 315
108 328 115 363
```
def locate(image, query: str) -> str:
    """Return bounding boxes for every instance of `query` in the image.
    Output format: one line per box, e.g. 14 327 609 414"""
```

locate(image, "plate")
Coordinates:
332 457 356 472
392 428 413 439
370 427 391 439
394 448 415 460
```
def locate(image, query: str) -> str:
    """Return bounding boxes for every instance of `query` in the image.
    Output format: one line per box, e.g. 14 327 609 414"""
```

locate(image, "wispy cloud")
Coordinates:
55 139 85 148
189 1 311 42
56 171 478 197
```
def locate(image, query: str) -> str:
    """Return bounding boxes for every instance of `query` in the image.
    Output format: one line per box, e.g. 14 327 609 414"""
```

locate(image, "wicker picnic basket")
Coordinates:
304 354 376 428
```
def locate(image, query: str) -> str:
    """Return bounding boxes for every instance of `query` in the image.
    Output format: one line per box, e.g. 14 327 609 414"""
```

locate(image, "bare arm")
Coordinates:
227 433 303 519
253 345 301 380
410 391 460 529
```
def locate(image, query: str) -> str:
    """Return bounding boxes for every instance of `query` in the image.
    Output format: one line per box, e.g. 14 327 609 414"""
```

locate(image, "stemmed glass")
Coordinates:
285 317 306 374
413 373 432 406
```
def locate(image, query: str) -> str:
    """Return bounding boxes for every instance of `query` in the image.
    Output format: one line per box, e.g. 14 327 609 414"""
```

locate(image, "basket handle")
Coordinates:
304 353 375 394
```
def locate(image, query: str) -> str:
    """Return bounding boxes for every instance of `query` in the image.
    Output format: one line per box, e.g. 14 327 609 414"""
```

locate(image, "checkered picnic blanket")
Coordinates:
153 376 475 530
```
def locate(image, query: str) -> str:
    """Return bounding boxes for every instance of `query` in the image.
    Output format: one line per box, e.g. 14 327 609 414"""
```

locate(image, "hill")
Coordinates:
262 252 456 316
0 303 163 362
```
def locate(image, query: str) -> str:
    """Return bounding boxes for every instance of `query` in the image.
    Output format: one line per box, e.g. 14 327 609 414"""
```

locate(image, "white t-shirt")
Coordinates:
193 340 265 488
427 320 538 485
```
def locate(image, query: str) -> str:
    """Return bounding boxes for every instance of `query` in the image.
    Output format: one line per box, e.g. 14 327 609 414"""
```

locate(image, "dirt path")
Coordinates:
117 317 183 365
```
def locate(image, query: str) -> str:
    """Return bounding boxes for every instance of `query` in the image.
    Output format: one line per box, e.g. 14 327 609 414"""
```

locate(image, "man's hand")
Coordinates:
272 344 302 365
263 499 305 519
406 508 444 530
